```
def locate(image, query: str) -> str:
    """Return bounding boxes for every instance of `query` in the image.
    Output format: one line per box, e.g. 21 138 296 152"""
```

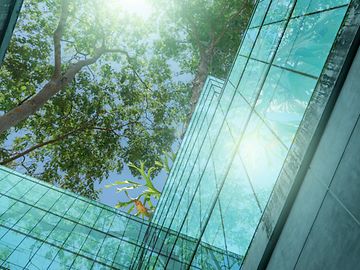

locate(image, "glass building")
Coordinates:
1 0 359 269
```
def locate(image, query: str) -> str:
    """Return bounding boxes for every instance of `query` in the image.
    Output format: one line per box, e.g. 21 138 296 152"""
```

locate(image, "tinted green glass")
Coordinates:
293 0 350 16
275 7 347 77
249 0 271 28
251 21 285 62
256 66 317 147
238 59 269 105
239 28 259 56
264 0 294 24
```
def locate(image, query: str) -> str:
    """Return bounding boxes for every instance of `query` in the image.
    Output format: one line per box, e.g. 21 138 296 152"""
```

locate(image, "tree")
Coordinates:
0 0 253 201
152 0 253 116
0 0 187 198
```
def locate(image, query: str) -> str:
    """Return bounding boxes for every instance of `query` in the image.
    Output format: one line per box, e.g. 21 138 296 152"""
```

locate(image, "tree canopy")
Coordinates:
0 0 252 202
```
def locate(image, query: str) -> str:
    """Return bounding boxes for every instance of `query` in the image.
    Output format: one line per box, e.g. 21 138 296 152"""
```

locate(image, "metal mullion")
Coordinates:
66 203 103 269
247 3 350 30
154 84 216 214
22 193 79 269
130 90 219 268
238 53 319 80
0 192 148 249
129 86 216 267
0 181 53 267
0 223 116 269
137 91 218 268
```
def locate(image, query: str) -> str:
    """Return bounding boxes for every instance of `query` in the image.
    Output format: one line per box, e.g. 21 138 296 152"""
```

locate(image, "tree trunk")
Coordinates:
0 80 61 134
0 55 101 134
189 49 213 116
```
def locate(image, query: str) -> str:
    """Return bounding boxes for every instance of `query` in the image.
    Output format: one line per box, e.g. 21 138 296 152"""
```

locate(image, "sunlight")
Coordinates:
113 0 154 19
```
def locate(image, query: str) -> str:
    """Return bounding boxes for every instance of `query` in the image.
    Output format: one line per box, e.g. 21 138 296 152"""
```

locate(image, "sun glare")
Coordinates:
114 0 154 19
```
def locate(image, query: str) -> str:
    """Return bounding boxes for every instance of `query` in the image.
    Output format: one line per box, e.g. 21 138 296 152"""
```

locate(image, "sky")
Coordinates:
0 0 194 213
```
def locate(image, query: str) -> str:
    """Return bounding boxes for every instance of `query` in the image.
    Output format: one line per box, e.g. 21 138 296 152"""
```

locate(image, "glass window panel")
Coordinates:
114 242 136 268
239 28 259 57
0 226 9 238
6 179 35 200
96 236 120 263
1 174 22 194
79 204 102 227
32 212 61 239
35 189 62 209
0 201 31 227
264 0 293 24
237 59 268 106
48 219 76 245
108 215 127 237
29 243 59 269
228 55 247 87
255 66 317 147
249 0 271 28
63 224 91 252
22 183 48 204
70 255 93 270
12 237 42 267
0 241 12 264
225 92 251 138
239 114 288 209
0 170 9 180
217 154 263 255
293 0 350 16
1 230 25 249
251 21 285 62
93 209 115 232
275 7 347 77
80 230 105 258
64 199 88 221
0 196 16 216
14 207 45 234
50 250 76 268
50 194 76 216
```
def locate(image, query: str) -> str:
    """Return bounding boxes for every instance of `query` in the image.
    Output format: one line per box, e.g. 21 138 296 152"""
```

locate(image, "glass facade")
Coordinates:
0 164 242 269
0 0 355 269
133 0 352 269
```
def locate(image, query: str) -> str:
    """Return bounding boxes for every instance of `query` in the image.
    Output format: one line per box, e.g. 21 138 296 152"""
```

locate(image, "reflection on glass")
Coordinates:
249 0 271 28
238 59 269 106
251 22 285 63
239 28 260 57
256 66 317 148
293 0 350 16
264 0 293 24
240 114 288 209
275 7 347 77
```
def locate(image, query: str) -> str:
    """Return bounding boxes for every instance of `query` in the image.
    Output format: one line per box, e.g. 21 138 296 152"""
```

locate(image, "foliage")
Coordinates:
151 0 254 113
0 0 253 201
106 152 175 219
0 0 187 199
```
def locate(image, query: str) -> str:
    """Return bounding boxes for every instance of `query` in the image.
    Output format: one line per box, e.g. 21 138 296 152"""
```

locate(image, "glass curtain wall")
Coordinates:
0 164 242 270
135 0 352 269
0 0 355 269
0 77 240 269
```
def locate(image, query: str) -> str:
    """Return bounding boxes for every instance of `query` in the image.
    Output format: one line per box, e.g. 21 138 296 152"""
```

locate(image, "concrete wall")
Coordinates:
266 44 360 270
